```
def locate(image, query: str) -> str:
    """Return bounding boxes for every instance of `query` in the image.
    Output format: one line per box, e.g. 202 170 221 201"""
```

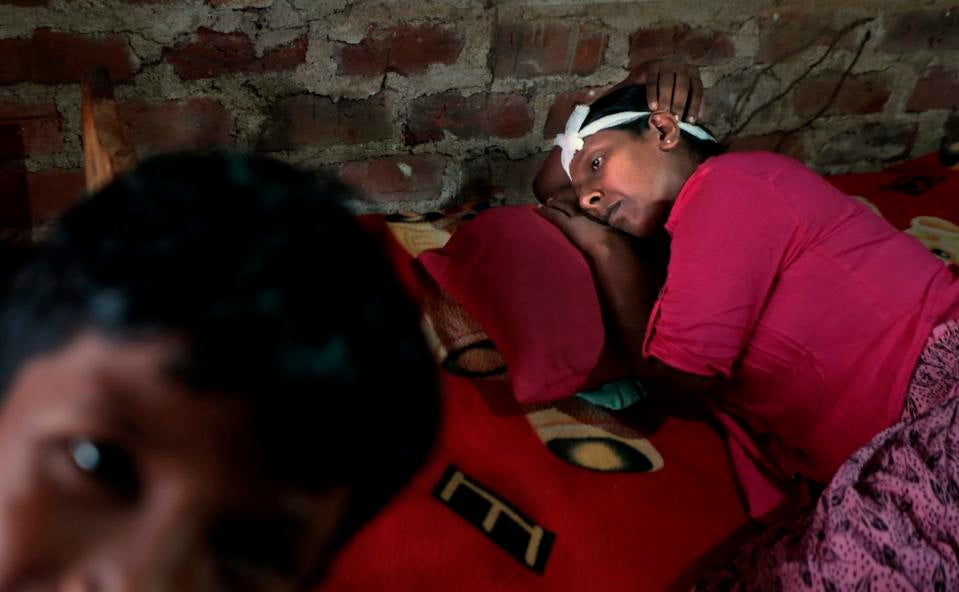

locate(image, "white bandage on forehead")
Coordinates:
553 104 718 181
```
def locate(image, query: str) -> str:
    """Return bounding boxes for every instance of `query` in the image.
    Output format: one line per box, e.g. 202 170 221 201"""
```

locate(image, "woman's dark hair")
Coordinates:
0 151 440 554
582 84 726 161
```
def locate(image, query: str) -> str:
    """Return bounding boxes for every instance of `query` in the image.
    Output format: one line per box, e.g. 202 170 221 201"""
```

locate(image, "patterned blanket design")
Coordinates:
317 152 957 591
385 202 665 475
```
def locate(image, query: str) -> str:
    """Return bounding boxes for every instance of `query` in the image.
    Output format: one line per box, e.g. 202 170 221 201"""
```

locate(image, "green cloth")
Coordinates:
576 379 647 410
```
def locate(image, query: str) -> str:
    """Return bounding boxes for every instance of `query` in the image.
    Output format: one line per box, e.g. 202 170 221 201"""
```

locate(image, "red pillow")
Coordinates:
417 205 625 404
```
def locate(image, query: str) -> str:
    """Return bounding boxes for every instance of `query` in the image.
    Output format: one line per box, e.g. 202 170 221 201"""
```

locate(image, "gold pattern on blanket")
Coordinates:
906 216 959 265
421 278 507 378
850 196 958 265
385 209 479 256
387 221 453 257
432 465 555 573
388 203 508 378
851 195 882 217
387 202 665 475
526 399 664 473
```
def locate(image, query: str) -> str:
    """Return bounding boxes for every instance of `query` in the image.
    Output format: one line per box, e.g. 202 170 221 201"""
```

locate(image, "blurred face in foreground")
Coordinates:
0 331 349 592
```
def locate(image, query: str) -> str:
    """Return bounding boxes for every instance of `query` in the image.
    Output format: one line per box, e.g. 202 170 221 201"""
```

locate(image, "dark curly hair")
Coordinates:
0 151 440 560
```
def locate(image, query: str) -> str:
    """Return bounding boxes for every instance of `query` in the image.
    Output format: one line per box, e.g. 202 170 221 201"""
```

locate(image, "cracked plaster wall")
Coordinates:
0 0 956 232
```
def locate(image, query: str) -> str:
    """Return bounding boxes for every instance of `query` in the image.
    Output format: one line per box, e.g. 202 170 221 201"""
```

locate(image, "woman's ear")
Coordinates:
648 112 682 152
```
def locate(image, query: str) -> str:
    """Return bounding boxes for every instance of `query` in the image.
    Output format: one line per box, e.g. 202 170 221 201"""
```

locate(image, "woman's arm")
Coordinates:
537 200 720 412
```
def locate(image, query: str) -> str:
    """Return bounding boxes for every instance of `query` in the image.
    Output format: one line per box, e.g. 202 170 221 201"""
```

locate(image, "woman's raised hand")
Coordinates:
615 58 704 123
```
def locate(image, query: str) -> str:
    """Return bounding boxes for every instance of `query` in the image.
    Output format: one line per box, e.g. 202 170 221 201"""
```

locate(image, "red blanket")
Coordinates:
319 371 751 591
319 153 958 591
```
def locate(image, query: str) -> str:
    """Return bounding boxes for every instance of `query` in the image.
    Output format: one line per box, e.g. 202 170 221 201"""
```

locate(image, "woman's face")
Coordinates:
568 122 687 238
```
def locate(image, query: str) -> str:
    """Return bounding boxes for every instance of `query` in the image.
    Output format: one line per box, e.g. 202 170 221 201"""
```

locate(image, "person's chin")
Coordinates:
610 210 643 238
608 204 632 235
623 219 657 239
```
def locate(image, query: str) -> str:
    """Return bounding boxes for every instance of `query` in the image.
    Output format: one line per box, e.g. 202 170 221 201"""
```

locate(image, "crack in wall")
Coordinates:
1 2 954 213
725 17 875 140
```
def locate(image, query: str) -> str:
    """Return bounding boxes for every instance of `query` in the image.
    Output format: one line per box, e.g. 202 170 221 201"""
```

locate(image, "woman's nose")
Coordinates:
578 189 603 214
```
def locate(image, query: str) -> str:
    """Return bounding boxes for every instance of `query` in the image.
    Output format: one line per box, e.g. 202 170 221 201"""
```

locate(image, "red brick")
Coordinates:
907 67 959 112
164 28 306 80
542 86 612 138
116 98 233 153
338 154 446 203
571 29 607 75
493 22 607 78
260 93 391 152
628 24 734 68
494 22 568 77
0 28 132 84
756 9 857 64
27 168 84 220
814 122 917 167
460 150 546 202
880 7 959 53
701 68 791 131
727 131 806 161
0 101 61 158
793 71 891 117
404 92 532 146
335 24 464 77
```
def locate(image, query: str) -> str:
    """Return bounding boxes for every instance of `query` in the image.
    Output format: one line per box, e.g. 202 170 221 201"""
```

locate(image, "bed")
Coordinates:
316 147 959 591
75 69 959 590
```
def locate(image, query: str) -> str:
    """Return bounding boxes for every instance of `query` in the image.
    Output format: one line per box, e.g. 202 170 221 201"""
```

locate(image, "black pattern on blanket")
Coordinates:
386 201 665 474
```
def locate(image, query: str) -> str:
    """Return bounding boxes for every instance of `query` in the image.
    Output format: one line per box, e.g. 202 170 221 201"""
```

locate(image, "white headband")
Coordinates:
553 104 718 180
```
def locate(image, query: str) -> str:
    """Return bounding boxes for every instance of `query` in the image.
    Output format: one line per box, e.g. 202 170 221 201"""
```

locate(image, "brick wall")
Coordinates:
0 0 956 232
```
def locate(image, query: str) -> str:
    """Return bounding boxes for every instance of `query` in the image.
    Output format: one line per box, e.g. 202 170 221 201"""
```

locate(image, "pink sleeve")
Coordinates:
643 167 800 378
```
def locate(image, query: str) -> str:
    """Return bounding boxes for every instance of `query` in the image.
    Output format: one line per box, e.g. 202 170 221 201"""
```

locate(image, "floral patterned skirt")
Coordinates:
695 320 959 591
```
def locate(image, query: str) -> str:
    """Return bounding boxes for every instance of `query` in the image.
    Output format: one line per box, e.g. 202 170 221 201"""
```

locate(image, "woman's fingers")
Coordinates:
535 202 566 226
671 71 691 119
657 71 674 114
545 197 580 218
645 68 660 111
630 59 705 122
688 73 705 122
536 204 581 242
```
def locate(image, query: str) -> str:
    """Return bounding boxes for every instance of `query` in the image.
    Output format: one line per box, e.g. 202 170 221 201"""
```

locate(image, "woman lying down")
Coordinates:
534 71 959 589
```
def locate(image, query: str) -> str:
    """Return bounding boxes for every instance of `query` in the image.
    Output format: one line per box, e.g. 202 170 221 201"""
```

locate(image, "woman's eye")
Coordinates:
591 156 603 170
67 439 140 499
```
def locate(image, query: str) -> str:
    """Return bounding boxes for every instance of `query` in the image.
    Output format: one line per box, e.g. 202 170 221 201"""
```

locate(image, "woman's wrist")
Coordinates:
584 233 637 264
588 244 650 288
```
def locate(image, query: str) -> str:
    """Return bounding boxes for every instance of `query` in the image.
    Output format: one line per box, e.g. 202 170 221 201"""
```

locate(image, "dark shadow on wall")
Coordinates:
0 124 31 237
0 123 36 294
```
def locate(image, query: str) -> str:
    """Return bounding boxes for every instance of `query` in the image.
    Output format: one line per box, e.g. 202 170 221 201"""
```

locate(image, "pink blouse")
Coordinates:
642 152 959 518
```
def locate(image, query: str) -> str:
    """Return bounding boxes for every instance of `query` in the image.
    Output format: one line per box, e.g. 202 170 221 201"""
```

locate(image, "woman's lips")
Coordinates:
605 201 623 227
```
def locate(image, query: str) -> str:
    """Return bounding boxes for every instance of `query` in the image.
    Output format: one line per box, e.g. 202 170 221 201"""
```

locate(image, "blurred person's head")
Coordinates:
0 152 440 591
